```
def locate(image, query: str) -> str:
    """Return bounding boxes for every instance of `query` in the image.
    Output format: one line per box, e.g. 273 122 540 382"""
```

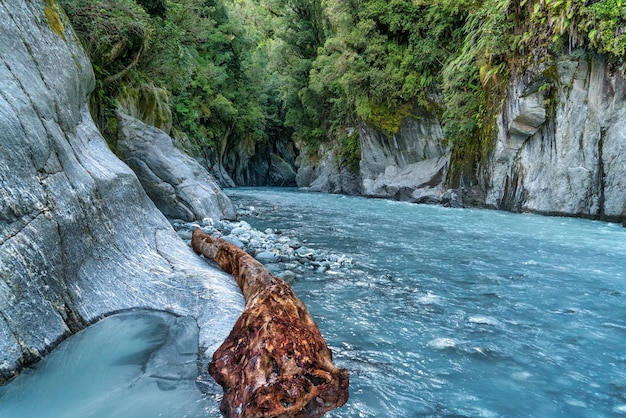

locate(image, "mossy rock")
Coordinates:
44 0 65 40
117 83 172 134
336 131 361 172
356 98 413 135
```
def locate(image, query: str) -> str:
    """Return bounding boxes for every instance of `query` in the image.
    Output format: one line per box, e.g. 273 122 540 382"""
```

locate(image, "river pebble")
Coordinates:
169 211 353 280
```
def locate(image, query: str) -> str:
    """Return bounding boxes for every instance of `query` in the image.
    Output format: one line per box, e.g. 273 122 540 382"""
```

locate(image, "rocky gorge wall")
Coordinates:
297 52 626 225
297 114 455 206
222 134 298 187
0 0 242 383
358 116 451 203
482 52 626 224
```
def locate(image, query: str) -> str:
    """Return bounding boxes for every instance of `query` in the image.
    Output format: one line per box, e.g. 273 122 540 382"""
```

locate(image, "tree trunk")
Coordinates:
191 228 349 418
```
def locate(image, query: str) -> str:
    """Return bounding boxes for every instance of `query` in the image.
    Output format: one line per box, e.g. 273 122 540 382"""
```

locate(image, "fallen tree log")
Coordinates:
191 228 349 418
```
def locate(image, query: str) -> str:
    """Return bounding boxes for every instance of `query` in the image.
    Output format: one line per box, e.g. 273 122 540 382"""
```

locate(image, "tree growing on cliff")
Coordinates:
61 0 626 186
61 0 266 161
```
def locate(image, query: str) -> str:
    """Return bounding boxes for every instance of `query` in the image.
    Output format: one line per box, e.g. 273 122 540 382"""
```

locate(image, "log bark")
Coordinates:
192 228 349 418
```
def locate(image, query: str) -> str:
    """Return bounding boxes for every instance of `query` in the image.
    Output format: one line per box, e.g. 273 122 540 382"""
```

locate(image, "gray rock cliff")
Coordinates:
296 143 361 195
359 117 449 202
223 135 298 186
117 112 236 222
0 0 243 383
483 53 626 223
296 116 449 201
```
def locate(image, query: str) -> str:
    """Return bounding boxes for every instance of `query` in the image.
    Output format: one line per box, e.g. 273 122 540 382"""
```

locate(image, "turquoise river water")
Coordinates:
227 188 626 418
1 188 625 417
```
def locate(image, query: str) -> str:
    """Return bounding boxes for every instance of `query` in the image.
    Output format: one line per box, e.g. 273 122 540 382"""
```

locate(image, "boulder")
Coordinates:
117 112 236 221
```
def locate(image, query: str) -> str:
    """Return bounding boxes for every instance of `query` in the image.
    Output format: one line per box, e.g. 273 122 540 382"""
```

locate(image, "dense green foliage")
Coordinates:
61 0 626 181
61 0 267 155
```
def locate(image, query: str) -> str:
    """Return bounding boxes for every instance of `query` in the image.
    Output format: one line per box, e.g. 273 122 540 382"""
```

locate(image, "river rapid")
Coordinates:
226 188 626 418
1 187 625 417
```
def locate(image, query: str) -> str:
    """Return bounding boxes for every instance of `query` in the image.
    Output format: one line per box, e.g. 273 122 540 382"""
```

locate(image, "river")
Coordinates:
226 188 626 417
1 187 625 417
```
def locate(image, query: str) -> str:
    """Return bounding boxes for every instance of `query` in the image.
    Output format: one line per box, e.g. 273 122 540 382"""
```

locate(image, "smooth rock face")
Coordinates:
0 0 242 383
117 112 236 221
485 53 626 223
359 117 450 202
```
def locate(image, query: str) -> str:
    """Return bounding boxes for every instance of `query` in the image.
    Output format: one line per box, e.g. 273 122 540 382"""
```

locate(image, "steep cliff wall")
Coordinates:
222 135 298 187
359 116 450 203
299 52 625 224
296 142 362 195
297 114 450 203
0 0 242 383
483 53 626 224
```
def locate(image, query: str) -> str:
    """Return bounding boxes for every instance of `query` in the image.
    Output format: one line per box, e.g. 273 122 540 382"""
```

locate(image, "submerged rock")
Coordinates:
255 251 280 264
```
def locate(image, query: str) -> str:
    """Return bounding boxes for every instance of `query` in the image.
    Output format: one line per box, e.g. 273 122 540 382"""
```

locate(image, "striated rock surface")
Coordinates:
117 112 236 221
0 0 242 383
192 229 349 418
296 143 361 195
484 53 626 223
296 116 449 202
359 117 450 202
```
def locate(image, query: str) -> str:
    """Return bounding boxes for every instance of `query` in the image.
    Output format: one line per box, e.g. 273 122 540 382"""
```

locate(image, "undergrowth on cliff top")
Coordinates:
60 0 626 184
61 0 267 158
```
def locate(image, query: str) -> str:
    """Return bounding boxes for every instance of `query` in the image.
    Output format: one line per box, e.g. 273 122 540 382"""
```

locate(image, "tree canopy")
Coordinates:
61 0 626 182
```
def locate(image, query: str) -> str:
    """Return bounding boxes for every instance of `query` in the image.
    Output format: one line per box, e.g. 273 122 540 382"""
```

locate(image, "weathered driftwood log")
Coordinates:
191 228 349 418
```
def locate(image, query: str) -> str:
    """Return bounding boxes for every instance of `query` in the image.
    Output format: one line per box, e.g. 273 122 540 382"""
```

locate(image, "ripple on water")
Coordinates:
468 315 502 327
428 337 460 350
225 188 626 418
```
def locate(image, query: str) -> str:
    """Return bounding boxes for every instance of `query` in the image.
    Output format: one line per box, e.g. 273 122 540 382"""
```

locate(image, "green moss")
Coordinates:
336 131 361 172
356 98 413 134
44 0 65 40
447 69 506 188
